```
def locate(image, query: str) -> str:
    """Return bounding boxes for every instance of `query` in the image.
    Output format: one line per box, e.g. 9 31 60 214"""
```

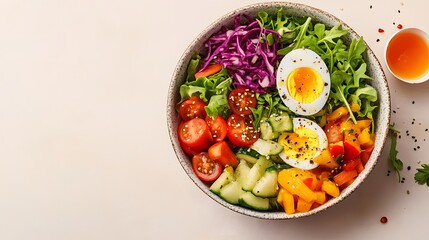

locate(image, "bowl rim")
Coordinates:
167 1 391 219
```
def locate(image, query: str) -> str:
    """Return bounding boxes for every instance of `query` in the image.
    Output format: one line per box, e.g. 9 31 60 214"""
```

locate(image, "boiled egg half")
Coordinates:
278 118 328 170
276 48 331 116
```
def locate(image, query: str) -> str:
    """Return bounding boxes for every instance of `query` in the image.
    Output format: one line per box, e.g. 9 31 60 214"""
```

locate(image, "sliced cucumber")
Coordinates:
235 147 261 164
209 166 234 194
235 160 251 186
250 138 284 156
268 112 293 132
260 121 280 140
239 192 270 211
242 157 273 191
219 181 244 205
252 170 278 198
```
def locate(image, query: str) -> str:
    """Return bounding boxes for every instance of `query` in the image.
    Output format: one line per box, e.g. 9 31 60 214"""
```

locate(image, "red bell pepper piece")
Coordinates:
334 170 358 187
328 141 344 158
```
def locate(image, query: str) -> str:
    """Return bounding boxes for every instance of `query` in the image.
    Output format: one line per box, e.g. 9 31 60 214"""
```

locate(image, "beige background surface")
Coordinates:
1 0 428 239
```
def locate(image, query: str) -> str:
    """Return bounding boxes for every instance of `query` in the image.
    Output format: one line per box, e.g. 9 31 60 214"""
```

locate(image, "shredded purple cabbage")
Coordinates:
199 15 281 93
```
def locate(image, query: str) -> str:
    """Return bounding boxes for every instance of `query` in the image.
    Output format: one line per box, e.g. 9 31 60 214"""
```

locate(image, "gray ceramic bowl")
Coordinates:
167 2 391 219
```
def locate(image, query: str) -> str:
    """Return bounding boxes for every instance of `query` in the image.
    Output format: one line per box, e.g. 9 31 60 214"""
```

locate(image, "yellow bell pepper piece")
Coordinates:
358 127 374 148
278 188 295 214
315 191 327 204
277 188 285 203
350 102 360 112
297 197 313 213
313 149 340 169
327 106 349 122
356 119 372 131
322 180 340 198
278 169 317 203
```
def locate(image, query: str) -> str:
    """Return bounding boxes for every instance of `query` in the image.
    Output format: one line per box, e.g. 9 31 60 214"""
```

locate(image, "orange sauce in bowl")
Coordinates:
386 31 429 80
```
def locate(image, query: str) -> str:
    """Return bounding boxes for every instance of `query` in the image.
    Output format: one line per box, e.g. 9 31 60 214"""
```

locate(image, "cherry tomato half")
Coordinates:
192 152 222 182
178 118 213 151
205 115 228 142
227 87 257 115
179 96 207 121
208 141 238 167
179 140 200 156
226 114 259 147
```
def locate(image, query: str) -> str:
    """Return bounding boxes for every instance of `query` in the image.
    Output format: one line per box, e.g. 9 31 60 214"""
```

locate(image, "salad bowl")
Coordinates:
167 2 390 219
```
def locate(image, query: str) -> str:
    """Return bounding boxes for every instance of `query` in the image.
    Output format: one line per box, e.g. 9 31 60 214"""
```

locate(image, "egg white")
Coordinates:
276 48 331 116
279 118 328 170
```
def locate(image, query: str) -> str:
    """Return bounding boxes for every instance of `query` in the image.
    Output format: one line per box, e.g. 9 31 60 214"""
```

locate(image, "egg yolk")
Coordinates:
287 67 324 103
278 127 320 161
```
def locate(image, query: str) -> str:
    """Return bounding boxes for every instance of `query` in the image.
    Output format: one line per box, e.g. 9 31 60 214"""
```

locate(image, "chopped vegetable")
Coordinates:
195 63 222 79
200 14 281 93
192 152 223 182
208 141 238 167
333 169 358 187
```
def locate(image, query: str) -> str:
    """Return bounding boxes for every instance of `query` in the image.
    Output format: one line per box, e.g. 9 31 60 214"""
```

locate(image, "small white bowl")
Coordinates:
384 28 429 84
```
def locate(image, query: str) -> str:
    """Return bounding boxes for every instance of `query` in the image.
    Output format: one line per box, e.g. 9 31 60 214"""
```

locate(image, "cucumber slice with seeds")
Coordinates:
250 138 284 156
239 192 270 211
260 121 280 140
252 170 279 198
219 181 244 205
235 160 251 186
242 157 273 191
268 113 293 132
209 166 234 194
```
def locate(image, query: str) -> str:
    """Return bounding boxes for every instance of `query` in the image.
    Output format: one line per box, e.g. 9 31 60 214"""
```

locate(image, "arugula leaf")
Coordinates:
317 24 348 45
389 124 403 183
330 70 357 123
349 84 378 107
352 63 372 87
251 92 291 129
251 105 265 130
293 17 312 50
314 23 325 39
415 164 429 186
